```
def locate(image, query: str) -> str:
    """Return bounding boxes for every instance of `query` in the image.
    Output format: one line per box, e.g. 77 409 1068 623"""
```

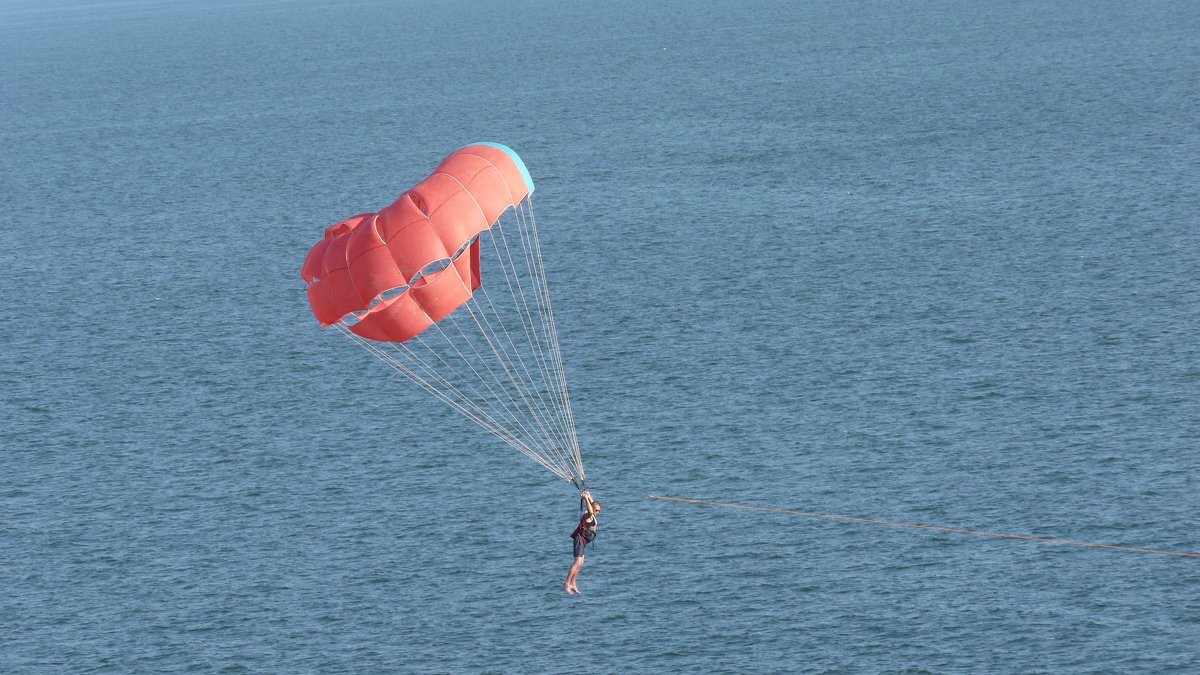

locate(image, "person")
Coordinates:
565 490 600 594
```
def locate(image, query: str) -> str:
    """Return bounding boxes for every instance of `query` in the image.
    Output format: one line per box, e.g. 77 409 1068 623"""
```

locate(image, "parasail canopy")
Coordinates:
301 143 585 487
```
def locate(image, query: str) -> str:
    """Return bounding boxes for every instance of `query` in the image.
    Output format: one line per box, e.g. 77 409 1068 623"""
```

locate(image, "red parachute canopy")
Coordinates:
300 143 533 343
300 144 586 487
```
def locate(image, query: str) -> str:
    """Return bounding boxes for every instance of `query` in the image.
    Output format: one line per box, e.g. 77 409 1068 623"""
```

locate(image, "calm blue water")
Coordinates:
2 0 1198 671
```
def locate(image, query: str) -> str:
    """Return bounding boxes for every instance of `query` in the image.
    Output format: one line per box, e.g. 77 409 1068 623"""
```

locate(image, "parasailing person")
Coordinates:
302 143 595 588
565 490 600 594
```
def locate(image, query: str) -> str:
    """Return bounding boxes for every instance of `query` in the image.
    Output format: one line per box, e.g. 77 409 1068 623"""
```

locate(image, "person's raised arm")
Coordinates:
581 490 598 519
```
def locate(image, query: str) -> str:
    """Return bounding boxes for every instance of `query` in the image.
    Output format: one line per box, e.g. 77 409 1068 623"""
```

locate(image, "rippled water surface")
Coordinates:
2 0 1198 671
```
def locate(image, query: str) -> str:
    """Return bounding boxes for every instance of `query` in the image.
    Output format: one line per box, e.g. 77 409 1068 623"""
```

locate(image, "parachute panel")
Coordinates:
345 218 409 308
349 292 433 343
378 196 454 282
409 258 475 323
300 237 328 284
314 235 360 325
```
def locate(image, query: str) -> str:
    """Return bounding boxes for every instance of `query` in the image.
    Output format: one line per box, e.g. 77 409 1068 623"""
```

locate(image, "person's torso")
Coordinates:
572 513 596 540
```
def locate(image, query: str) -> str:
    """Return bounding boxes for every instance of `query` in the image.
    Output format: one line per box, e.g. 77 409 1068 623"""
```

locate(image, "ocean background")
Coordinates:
2 0 1198 671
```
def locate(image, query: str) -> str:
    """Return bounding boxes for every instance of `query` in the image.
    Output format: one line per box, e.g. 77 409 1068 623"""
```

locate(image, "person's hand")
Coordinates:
580 490 592 500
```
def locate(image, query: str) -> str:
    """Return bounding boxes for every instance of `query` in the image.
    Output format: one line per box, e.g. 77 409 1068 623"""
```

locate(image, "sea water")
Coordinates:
2 0 1197 671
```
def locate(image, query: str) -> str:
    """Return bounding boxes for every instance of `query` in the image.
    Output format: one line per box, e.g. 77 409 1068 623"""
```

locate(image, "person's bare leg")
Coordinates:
565 556 584 593
569 556 585 593
566 558 581 593
565 560 576 593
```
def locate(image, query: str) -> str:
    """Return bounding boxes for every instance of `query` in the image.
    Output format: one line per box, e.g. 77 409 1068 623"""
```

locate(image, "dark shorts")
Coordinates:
572 535 588 558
